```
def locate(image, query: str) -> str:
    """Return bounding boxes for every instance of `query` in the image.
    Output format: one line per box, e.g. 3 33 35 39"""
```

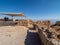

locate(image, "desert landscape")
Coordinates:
0 0 60 45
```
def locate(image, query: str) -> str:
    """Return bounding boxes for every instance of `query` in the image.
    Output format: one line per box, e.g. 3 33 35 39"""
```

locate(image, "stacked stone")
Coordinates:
37 20 60 45
37 20 50 29
19 19 28 27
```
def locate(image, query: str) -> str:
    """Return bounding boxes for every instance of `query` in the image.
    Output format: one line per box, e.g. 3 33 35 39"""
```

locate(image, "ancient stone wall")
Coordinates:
28 19 34 28
37 20 50 29
38 29 53 45
0 20 28 27
18 20 28 27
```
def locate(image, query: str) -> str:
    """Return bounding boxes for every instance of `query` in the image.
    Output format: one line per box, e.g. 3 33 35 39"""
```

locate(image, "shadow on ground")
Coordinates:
25 30 44 45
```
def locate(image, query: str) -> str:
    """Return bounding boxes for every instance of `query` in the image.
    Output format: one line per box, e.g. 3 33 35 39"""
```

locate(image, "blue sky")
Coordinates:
0 0 60 20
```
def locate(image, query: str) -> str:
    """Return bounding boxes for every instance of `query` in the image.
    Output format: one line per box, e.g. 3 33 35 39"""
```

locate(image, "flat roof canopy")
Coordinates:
0 12 24 16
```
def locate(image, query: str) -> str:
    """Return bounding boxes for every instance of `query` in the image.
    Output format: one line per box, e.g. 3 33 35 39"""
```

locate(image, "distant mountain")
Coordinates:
50 19 60 25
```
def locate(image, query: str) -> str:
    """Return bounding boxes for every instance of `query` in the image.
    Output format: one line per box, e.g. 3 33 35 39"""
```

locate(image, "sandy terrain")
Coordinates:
0 26 28 45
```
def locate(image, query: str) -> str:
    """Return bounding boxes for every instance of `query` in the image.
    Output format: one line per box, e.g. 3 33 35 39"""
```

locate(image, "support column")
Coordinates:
12 16 13 21
12 16 15 22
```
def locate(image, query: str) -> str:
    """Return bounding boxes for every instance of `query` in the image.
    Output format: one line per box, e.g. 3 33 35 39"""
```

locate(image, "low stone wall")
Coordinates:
18 20 28 27
0 20 28 27
0 21 17 26
0 19 34 27
38 29 53 45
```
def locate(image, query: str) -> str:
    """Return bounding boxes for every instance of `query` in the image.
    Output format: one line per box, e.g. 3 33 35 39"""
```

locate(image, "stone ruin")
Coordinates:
36 20 50 29
37 20 60 45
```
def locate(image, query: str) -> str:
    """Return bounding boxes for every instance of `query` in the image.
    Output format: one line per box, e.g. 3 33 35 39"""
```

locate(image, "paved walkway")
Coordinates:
0 26 43 45
0 26 28 45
